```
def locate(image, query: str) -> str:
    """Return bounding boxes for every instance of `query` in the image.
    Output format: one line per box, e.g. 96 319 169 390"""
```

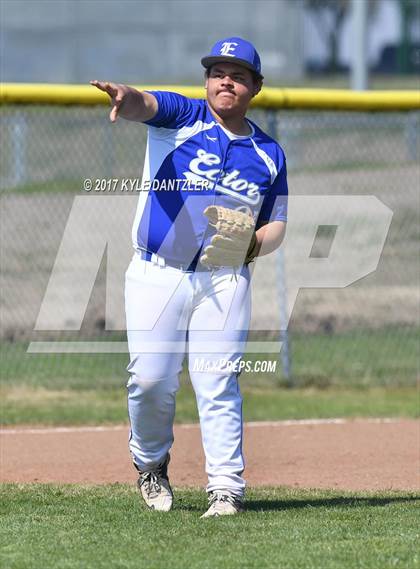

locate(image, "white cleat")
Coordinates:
135 455 173 512
200 491 244 518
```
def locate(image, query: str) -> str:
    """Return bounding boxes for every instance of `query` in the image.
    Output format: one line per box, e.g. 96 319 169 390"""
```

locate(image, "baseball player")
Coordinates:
91 37 288 517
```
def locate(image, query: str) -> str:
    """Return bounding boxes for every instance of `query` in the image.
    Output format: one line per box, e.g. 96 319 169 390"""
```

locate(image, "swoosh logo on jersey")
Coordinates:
205 134 218 142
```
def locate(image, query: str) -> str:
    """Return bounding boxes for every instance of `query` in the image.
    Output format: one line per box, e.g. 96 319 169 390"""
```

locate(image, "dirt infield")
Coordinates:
1 419 419 491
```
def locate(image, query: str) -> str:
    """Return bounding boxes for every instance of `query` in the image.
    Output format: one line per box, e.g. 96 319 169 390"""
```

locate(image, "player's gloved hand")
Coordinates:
90 80 132 122
200 206 259 268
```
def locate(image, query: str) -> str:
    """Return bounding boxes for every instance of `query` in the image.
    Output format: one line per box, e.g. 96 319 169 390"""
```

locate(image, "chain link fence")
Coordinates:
1 103 419 386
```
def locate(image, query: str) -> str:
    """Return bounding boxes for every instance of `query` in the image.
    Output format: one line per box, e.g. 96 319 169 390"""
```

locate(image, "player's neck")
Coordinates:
208 106 251 136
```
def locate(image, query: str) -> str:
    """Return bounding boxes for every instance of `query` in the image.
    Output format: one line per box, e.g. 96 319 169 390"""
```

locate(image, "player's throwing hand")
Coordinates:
90 80 131 122
90 80 157 123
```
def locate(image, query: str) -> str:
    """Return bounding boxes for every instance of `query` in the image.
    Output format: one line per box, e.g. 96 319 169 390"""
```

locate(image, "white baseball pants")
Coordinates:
125 250 251 497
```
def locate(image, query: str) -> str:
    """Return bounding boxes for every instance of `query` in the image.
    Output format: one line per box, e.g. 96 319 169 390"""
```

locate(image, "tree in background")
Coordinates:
396 0 420 72
305 0 379 73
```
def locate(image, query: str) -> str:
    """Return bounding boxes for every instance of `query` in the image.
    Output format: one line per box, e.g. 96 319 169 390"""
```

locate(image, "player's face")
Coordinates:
205 63 261 118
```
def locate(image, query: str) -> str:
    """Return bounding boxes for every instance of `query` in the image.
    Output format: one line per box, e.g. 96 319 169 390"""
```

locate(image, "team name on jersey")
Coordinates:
183 149 261 205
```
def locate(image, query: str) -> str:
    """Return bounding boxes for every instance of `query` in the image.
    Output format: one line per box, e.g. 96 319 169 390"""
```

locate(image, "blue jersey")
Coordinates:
132 91 288 267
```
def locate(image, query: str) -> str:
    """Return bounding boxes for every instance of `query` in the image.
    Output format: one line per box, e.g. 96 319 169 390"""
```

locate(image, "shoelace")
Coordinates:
140 471 163 498
208 492 242 508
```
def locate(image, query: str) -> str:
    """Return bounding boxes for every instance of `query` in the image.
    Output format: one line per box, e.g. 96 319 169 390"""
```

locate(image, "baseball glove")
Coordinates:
200 206 259 268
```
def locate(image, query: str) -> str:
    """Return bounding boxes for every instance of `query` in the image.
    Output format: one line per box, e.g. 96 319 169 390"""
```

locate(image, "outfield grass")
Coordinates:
2 328 418 389
1 384 418 426
1 485 418 569
1 329 418 425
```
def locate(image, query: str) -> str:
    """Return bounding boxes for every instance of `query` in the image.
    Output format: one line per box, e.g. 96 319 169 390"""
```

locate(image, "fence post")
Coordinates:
12 112 28 188
267 110 292 386
277 247 292 385
103 119 115 179
405 112 419 161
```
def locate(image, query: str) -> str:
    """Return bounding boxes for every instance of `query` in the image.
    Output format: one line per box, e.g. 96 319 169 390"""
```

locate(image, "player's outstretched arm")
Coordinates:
90 80 158 123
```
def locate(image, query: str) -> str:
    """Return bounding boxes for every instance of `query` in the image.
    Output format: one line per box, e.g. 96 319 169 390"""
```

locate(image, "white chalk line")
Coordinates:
0 418 404 436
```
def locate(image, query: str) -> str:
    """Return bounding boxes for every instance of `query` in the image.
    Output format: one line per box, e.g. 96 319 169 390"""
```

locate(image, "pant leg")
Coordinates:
188 266 251 497
125 253 191 470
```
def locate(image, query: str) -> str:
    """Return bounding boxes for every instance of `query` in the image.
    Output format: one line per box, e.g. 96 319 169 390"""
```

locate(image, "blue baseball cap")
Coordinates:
201 37 263 79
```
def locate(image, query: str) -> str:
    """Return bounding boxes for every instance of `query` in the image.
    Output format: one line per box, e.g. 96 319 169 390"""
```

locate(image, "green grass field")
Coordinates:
1 328 418 425
2 384 418 426
1 485 418 569
2 330 418 568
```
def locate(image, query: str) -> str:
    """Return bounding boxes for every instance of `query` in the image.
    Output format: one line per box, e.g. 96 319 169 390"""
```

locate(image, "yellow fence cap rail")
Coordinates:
0 83 205 106
1 83 419 111
257 88 420 111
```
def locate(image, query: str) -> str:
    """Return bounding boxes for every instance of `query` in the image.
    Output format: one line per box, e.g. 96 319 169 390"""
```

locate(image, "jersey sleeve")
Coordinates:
257 157 288 226
143 91 197 129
